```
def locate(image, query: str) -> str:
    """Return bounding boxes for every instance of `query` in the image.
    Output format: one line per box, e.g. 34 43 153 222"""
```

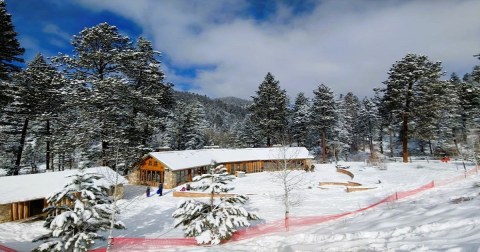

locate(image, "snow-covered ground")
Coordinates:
1 159 479 251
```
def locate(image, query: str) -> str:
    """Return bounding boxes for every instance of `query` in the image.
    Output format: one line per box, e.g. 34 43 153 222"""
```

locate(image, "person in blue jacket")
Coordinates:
157 182 163 196
146 187 151 197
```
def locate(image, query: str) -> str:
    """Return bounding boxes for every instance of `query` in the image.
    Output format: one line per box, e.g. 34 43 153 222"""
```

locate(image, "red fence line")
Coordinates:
100 166 479 251
0 244 17 252
106 237 197 251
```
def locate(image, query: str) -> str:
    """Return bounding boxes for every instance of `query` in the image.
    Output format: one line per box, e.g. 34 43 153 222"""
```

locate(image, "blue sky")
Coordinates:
5 0 480 99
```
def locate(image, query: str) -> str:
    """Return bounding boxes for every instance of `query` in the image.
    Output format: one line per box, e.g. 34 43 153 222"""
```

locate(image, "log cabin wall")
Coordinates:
224 160 265 174
5 198 48 222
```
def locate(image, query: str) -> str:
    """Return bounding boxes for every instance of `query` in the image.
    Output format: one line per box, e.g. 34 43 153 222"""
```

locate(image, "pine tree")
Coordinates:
33 168 125 251
0 55 65 174
409 78 440 154
343 93 360 152
122 37 174 156
310 84 336 162
290 93 310 147
235 114 263 148
358 97 380 158
52 23 133 167
249 72 288 146
172 164 258 245
0 0 24 81
434 76 462 154
379 54 443 162
164 101 208 150
331 96 350 161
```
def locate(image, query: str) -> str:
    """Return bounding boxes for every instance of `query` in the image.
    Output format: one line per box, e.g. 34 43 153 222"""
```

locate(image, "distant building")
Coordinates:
0 167 127 223
130 147 314 189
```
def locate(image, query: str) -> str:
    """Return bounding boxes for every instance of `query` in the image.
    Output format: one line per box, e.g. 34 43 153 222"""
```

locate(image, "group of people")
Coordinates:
146 183 163 197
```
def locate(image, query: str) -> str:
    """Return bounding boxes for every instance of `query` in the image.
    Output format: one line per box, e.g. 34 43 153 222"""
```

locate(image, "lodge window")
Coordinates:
140 169 164 184
154 161 158 166
176 170 188 184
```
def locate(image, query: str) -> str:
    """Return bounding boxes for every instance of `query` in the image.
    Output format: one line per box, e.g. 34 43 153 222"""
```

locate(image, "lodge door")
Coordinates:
30 199 45 216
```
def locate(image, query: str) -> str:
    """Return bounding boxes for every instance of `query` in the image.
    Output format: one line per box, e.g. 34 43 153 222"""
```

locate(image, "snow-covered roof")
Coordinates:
0 167 127 204
149 147 314 171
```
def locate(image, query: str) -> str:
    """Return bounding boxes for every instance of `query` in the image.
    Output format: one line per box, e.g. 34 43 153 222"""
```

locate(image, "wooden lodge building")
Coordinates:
130 147 314 189
0 167 126 223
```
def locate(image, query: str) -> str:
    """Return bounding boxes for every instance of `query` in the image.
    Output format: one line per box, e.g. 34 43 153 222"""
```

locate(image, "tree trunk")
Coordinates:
321 128 327 163
50 142 54 171
454 139 460 157
362 136 366 151
389 127 394 158
428 140 433 155
14 118 29 175
46 119 50 171
379 126 384 154
369 136 374 159
419 141 425 154
102 140 109 166
283 158 289 231
402 114 409 163
267 137 271 147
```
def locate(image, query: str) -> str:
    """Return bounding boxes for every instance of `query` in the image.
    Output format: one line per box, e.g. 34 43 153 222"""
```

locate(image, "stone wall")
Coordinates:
164 170 176 189
0 204 11 223
128 169 140 185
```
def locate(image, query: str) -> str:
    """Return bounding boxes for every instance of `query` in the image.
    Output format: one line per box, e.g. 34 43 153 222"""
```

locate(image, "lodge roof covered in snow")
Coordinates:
148 147 314 171
0 167 127 204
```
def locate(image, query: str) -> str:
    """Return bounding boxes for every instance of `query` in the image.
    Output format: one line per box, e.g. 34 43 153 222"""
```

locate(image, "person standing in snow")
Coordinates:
157 182 163 196
146 187 151 197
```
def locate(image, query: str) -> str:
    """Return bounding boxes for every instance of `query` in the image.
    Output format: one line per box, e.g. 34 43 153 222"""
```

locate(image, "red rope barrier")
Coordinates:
0 244 17 252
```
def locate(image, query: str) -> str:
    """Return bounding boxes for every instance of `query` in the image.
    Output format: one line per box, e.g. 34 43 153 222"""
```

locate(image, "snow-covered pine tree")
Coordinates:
0 0 24 81
52 22 133 167
33 168 125 252
249 72 288 146
379 54 443 162
411 79 446 154
358 97 380 158
460 62 480 136
290 93 311 147
164 101 208 150
343 92 361 152
310 84 336 162
121 37 174 167
331 95 350 162
0 54 66 175
373 87 396 157
431 77 461 155
172 164 259 245
234 113 263 148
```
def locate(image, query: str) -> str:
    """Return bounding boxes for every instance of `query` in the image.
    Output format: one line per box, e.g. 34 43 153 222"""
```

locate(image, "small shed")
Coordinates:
0 167 127 223
131 147 314 189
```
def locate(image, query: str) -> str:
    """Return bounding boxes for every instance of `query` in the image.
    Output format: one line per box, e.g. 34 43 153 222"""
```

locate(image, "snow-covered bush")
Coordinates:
33 168 125 252
172 164 258 245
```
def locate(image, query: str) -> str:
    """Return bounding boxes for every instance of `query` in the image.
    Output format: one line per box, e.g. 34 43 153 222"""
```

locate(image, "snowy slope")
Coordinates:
0 160 478 251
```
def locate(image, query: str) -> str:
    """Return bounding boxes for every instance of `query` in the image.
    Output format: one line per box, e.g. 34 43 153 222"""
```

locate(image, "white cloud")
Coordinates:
73 0 480 99
42 23 71 44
